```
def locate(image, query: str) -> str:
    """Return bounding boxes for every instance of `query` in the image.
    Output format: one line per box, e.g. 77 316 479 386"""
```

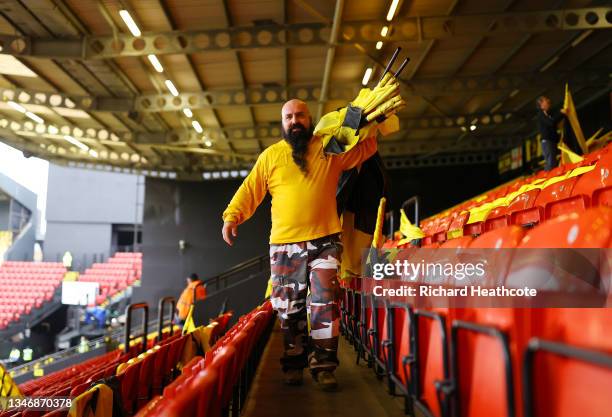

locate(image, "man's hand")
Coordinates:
222 221 238 246
560 108 568 115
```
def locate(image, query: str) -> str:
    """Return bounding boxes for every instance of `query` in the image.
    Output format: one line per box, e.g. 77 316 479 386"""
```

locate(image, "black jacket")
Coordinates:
537 109 565 143
336 152 389 235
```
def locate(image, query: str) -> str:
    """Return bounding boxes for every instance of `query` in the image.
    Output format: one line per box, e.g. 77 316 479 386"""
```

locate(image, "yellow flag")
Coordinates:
398 208 425 245
558 142 584 164
264 276 273 299
0 363 21 397
563 83 588 154
182 305 196 335
371 197 387 249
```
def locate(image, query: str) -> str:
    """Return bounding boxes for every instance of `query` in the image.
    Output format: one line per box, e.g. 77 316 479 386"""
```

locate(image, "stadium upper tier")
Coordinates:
78 252 143 305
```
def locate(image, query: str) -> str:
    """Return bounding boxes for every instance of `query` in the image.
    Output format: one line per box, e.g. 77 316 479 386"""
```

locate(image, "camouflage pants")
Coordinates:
270 234 342 374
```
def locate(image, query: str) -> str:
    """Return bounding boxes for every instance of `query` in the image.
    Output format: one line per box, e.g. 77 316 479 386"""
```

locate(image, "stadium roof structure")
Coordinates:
0 0 610 179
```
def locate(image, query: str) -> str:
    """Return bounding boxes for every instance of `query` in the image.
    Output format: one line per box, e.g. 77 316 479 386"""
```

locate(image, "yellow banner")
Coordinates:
563 83 588 154
1 363 21 397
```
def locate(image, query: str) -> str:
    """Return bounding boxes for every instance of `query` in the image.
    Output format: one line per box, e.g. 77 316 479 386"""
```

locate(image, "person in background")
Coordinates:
176 273 207 325
62 251 73 270
536 96 567 171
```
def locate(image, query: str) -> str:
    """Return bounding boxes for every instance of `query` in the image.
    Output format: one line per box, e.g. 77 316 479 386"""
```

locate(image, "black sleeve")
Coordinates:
537 111 552 132
552 110 565 124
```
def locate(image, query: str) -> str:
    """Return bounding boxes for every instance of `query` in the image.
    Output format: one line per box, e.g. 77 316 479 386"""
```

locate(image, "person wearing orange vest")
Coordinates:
176 273 207 324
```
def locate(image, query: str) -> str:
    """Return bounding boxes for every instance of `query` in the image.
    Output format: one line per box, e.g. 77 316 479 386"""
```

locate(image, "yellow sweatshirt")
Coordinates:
222 135 377 244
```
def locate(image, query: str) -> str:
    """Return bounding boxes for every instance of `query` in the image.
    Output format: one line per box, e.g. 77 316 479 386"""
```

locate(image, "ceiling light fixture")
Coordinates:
362 67 373 86
147 54 163 72
376 41 383 50
183 108 193 118
119 10 141 37
165 80 179 96
25 111 44 124
8 101 26 113
539 56 559 73
63 135 89 151
192 120 203 133
571 30 593 48
381 26 389 37
386 0 400 21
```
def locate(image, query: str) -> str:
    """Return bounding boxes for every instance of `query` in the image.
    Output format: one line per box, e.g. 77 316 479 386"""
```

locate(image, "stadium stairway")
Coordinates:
241 324 405 417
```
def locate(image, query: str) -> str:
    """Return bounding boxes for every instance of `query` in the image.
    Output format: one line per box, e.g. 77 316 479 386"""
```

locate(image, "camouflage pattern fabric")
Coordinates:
270 234 342 374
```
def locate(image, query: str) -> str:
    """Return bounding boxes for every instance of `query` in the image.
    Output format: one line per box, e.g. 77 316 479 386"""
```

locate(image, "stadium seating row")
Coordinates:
412 142 612 246
341 289 612 417
1 308 235 417
134 301 274 417
77 252 143 306
346 143 612 417
0 262 66 330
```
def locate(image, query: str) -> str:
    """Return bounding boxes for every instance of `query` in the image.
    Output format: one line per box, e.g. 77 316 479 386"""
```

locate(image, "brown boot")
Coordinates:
315 370 338 391
283 369 304 386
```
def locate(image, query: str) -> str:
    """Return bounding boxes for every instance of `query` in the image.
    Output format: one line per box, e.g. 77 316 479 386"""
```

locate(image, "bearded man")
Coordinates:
221 99 377 391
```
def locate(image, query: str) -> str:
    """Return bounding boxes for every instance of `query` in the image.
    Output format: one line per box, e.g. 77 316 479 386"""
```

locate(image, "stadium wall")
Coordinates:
44 164 143 268
0 200 9 229
134 177 272 307
0 172 37 261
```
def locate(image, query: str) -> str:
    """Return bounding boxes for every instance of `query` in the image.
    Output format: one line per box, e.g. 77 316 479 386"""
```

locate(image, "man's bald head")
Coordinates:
281 99 313 174
281 99 311 133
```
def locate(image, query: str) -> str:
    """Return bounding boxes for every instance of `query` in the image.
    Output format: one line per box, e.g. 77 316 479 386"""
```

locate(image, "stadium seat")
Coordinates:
512 177 582 224
519 207 612 248
413 309 451 417
158 367 219 417
117 360 143 415
592 185 612 207
470 225 525 249
137 349 159 409
449 309 529 417
524 338 612 417
440 236 473 248
386 304 415 414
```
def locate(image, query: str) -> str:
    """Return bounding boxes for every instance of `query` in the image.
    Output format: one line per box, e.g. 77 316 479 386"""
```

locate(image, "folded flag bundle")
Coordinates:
315 47 409 154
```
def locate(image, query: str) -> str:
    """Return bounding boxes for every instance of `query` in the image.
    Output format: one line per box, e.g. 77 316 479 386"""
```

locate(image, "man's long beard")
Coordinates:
282 122 314 175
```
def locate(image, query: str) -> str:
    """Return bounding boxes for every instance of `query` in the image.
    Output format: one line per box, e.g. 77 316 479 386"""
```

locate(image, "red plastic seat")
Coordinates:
208 345 238 417
413 308 450 417
151 342 171 394
571 156 612 198
469 225 525 249
592 185 612 207
519 207 612 248
136 351 158 410
526 306 612 415
388 305 414 404
450 309 530 417
440 236 473 248
159 367 219 417
117 360 143 415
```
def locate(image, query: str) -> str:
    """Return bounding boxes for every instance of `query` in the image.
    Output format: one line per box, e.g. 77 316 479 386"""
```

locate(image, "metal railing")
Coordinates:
203 254 268 293
6 255 269 376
